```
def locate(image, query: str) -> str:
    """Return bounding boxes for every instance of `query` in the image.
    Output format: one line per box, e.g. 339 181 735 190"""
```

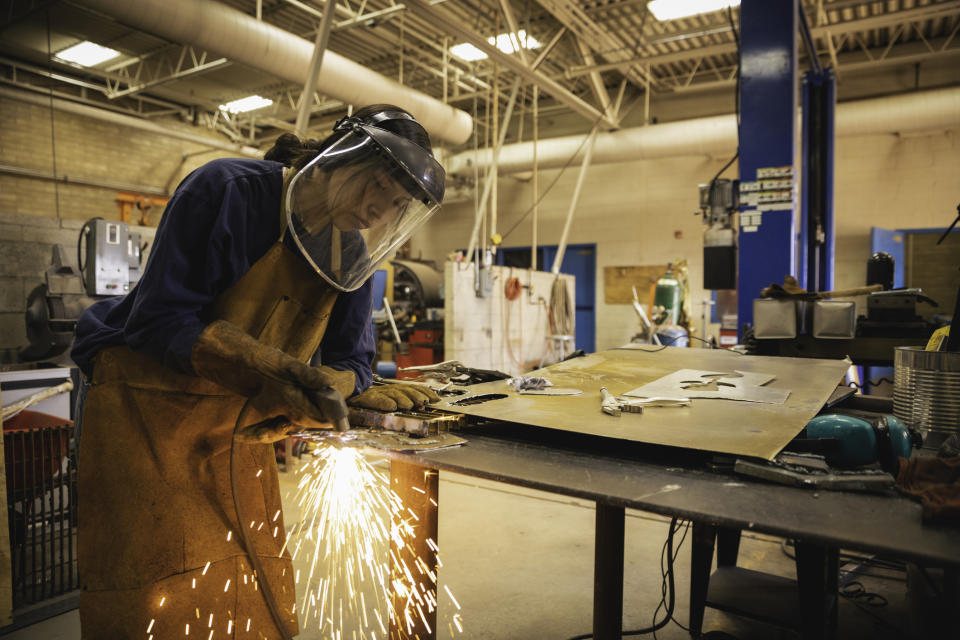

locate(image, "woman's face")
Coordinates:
326 163 412 232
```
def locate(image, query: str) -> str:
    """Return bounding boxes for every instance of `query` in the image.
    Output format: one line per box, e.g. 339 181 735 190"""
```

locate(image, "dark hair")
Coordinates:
264 104 432 170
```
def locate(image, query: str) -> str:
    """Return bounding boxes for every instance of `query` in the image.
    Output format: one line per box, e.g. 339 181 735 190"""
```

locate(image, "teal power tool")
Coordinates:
802 413 922 472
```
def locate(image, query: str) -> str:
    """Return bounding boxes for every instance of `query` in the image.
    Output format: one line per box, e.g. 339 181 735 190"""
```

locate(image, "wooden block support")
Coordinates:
390 460 439 640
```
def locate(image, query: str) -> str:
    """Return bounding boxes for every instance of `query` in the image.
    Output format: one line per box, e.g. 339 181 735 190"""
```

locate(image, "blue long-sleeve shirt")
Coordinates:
71 158 375 395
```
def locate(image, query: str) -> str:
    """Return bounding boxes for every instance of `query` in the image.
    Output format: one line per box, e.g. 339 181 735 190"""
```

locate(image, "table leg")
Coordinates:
716 528 741 567
794 541 839 640
593 503 625 640
688 522 716 637
390 460 439 640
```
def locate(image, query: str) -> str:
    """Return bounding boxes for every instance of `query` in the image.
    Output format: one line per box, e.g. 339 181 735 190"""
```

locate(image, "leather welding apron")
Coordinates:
78 242 338 639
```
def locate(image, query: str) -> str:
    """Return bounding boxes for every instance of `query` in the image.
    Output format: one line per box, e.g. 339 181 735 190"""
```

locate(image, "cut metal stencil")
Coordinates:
624 369 790 404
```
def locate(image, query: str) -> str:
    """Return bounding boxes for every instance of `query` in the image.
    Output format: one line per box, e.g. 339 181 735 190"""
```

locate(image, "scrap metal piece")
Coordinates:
348 407 465 437
301 428 467 452
734 459 894 492
518 387 583 396
450 393 509 406
624 369 790 404
620 397 691 409
600 387 622 417
398 359 511 384
507 376 552 391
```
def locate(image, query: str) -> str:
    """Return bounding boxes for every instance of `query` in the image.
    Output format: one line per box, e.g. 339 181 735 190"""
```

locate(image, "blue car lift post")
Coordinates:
735 0 799 336
692 2 842 639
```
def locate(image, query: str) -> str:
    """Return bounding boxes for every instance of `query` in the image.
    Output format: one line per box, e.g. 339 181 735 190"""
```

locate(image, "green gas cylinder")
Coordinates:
654 266 683 325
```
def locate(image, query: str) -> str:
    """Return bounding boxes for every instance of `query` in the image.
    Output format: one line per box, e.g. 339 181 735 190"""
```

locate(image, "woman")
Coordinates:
71 104 443 638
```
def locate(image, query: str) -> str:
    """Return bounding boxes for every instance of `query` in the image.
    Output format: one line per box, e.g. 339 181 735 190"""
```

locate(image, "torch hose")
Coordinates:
231 399 296 640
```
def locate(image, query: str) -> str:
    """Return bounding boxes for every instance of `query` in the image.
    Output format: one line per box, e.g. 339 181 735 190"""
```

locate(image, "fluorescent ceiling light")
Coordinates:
450 29 542 62
219 95 273 114
450 43 487 62
54 41 120 67
648 0 740 21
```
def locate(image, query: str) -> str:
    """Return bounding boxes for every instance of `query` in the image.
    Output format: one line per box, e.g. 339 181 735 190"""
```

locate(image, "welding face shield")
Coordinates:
284 120 445 292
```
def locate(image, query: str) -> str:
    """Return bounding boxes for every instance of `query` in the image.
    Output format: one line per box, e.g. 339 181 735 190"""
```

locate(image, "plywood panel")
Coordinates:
603 265 668 304
438 346 850 460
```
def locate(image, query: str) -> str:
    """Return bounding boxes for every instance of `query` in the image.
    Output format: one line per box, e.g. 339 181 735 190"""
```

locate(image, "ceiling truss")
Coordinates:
0 0 956 150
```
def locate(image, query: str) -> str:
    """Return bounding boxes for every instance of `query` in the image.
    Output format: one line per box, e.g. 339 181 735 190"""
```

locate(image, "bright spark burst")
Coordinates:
282 444 464 637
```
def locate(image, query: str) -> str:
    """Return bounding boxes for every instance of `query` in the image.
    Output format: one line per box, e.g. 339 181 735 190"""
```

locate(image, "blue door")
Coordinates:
499 244 596 353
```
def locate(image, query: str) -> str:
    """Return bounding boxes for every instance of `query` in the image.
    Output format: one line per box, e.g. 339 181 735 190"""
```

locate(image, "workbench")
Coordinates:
379 423 960 640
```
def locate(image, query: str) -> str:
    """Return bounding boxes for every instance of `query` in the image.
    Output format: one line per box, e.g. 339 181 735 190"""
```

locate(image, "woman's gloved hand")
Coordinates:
191 320 356 440
348 383 440 412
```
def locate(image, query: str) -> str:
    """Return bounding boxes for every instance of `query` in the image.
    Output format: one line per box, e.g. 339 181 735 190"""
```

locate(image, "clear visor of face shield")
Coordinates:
285 127 443 292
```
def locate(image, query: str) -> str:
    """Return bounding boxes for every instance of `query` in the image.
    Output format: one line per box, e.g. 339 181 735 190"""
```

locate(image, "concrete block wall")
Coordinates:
413 127 960 351
444 263 575 376
0 211 157 351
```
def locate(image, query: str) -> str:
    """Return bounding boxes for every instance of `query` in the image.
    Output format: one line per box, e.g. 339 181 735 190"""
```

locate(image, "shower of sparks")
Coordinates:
282 443 464 638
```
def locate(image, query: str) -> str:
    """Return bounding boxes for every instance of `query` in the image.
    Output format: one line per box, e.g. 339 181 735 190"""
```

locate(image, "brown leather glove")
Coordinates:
347 382 440 412
191 320 356 441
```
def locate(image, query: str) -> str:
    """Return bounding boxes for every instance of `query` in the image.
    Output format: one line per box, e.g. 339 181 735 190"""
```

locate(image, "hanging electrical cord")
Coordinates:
231 402 295 640
504 276 523 300
566 517 685 640
44 9 61 220
633 333 744 354
845 377 894 390
503 275 525 368
549 277 574 338
778 539 906 635
707 6 742 189
500 112 607 243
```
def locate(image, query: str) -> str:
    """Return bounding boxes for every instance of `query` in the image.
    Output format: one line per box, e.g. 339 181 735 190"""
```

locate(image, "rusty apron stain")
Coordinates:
78 242 338 639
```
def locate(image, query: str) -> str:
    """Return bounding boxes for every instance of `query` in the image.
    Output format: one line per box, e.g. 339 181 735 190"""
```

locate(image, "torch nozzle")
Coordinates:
307 387 351 432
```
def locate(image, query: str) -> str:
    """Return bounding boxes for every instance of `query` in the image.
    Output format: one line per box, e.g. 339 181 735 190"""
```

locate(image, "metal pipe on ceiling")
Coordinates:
79 0 473 145
446 85 960 175
295 0 338 137
0 85 263 157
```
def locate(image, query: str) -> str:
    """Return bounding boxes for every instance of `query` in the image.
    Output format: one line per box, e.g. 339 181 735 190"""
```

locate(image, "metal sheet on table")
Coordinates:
438 346 850 460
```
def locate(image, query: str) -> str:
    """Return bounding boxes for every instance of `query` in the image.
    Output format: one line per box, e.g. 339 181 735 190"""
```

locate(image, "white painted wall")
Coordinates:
444 263 575 376
412 128 959 352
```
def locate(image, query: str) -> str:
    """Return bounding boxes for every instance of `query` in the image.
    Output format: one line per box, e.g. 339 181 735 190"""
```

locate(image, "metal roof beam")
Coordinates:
565 2 960 78
535 0 653 88
404 0 618 129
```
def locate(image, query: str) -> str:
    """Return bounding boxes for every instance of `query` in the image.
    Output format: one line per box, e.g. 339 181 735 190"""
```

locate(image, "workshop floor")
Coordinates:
7 454 915 640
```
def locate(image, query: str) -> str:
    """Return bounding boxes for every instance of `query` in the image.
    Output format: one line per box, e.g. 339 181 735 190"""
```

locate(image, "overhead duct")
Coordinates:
448 86 960 175
80 0 473 145
0 86 262 157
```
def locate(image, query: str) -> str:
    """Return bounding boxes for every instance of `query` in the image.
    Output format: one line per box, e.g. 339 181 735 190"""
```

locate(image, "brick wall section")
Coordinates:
0 95 259 354
0 211 157 351
0 96 241 221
